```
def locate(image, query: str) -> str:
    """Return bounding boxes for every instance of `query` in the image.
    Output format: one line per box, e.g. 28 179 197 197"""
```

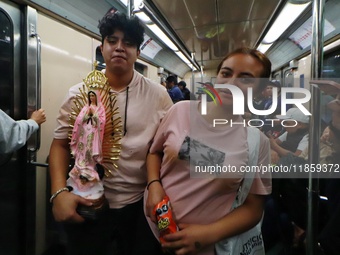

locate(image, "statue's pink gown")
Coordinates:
68 96 106 199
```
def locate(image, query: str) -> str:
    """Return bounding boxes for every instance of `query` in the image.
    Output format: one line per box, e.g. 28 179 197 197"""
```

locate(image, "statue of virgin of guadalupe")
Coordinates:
67 66 122 219
68 90 106 199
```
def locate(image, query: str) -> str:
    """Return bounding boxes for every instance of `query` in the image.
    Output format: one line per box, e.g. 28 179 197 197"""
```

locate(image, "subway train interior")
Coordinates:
1 0 340 254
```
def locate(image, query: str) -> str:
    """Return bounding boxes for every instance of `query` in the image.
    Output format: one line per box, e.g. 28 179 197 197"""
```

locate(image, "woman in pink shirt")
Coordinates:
145 47 272 255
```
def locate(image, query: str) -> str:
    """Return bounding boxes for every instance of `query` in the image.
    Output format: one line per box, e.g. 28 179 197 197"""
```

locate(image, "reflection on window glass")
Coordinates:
95 46 105 71
134 62 145 75
0 11 13 114
322 49 340 82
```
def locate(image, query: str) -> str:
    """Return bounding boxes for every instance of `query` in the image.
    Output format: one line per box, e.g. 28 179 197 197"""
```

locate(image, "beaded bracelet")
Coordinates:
147 179 161 190
49 186 71 203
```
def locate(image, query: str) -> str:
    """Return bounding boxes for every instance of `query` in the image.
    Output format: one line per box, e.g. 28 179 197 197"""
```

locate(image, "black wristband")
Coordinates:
147 179 161 190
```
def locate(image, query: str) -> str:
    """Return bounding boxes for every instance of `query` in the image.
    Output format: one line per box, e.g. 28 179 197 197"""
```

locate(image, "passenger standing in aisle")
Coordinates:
145 47 272 255
49 12 172 255
178 81 196 100
0 109 46 154
166 75 184 103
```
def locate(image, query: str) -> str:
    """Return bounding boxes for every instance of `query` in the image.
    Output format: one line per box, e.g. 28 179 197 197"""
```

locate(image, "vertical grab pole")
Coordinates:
127 0 133 17
28 33 41 152
191 52 196 93
307 0 325 254
27 6 41 153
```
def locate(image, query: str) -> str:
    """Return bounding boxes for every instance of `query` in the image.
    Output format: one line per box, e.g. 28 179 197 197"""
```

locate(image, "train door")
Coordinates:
0 1 39 254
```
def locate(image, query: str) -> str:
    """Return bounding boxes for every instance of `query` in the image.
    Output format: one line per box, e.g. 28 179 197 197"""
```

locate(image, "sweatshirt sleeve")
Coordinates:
0 110 39 154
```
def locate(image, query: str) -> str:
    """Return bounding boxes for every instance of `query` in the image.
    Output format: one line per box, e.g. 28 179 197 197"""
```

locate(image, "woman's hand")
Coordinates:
145 182 166 223
162 223 212 255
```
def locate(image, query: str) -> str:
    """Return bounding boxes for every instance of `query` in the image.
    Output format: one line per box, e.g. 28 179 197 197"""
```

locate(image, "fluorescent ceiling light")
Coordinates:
257 43 273 53
175 51 190 64
188 64 198 71
263 2 311 44
147 24 179 51
135 12 151 23
132 2 200 70
175 51 197 70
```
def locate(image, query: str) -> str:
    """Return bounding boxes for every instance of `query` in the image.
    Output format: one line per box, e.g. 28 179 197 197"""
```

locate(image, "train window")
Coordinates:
272 72 281 81
320 48 340 126
0 10 13 114
134 62 146 75
322 48 340 81
95 46 105 71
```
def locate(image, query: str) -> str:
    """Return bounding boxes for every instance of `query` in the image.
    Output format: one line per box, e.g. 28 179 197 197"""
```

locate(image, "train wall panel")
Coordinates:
35 12 100 254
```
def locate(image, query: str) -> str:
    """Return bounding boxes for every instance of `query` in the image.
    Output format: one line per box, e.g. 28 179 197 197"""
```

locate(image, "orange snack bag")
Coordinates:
153 196 178 244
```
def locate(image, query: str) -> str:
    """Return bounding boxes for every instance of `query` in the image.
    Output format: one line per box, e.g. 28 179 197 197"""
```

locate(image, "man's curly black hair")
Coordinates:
98 12 145 50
